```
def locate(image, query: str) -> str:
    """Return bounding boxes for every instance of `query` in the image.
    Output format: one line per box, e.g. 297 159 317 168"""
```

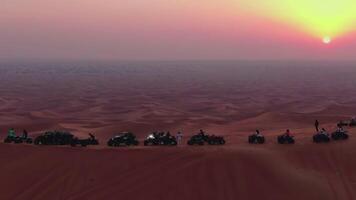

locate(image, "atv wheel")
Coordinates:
208 140 215 145
248 136 254 144
343 134 349 140
257 137 265 144
4 138 11 143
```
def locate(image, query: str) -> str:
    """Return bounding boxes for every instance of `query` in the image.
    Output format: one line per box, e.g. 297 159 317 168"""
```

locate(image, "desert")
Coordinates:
0 61 356 200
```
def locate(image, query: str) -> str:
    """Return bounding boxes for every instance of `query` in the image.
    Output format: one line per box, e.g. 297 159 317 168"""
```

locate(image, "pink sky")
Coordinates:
1 0 355 61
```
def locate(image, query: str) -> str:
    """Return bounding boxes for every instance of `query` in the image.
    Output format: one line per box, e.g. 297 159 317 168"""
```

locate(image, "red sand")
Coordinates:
0 128 355 200
1 63 356 199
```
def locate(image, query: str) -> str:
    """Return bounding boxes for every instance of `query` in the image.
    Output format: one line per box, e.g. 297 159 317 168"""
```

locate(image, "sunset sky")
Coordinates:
1 0 355 60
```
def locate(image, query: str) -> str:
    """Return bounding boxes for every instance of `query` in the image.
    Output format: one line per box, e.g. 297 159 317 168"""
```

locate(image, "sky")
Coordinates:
0 0 355 61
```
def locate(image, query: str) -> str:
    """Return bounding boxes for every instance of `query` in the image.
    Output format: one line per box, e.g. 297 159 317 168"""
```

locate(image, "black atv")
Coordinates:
144 133 177 146
349 119 356 127
71 134 99 147
313 133 330 143
277 135 295 144
107 132 139 147
187 134 205 145
337 120 349 127
331 131 349 141
248 134 265 144
4 136 33 144
187 134 225 145
34 131 74 145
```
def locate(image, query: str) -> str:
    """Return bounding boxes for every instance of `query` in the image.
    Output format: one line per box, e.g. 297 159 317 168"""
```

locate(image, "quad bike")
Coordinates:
187 135 205 145
187 133 225 145
71 134 99 147
206 135 225 145
349 119 356 127
4 136 33 144
331 131 349 141
34 131 74 145
107 132 139 147
313 133 330 143
248 134 265 144
337 120 349 127
144 133 177 146
277 135 295 144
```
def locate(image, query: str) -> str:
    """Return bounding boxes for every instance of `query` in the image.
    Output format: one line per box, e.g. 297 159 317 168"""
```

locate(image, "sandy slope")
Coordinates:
0 131 355 200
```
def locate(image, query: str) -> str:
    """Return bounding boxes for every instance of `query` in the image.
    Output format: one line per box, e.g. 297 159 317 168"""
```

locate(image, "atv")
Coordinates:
107 132 139 147
248 134 265 144
187 134 205 145
71 134 99 147
187 133 225 145
313 133 330 143
277 135 295 144
331 131 349 141
34 131 74 145
349 119 356 127
337 120 349 127
4 136 33 144
144 133 177 146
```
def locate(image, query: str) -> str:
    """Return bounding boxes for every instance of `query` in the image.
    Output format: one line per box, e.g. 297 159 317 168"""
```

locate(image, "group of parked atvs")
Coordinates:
3 130 226 147
3 127 350 147
106 131 226 146
247 128 349 144
4 131 99 147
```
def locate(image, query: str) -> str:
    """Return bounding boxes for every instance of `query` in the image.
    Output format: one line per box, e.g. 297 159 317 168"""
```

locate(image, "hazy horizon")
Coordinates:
1 0 355 61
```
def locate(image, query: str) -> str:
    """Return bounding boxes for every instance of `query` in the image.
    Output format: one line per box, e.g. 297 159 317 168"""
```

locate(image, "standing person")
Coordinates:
8 128 16 138
255 130 262 137
315 120 319 132
22 129 28 139
176 131 183 144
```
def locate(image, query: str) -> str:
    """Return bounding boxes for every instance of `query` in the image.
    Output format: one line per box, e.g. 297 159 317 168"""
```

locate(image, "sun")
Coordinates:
322 36 331 44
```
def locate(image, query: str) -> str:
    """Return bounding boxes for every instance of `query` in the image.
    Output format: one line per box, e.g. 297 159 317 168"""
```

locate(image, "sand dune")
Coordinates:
1 62 356 199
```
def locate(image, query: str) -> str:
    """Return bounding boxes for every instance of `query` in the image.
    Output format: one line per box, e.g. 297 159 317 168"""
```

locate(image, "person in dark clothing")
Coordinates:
166 131 171 137
254 130 262 137
315 120 319 132
22 129 28 139
89 133 95 140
